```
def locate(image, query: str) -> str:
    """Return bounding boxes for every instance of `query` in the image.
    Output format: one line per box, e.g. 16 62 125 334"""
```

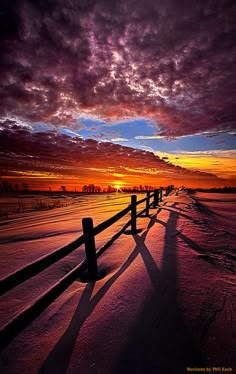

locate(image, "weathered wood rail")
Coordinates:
0 185 174 350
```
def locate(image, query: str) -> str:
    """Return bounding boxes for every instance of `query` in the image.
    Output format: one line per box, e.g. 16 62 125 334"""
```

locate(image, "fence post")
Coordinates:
145 191 150 216
131 195 137 233
82 218 98 281
153 189 159 207
125 195 142 235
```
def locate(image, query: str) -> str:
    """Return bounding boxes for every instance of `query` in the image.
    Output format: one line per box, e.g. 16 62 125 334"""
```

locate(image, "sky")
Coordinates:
0 0 236 190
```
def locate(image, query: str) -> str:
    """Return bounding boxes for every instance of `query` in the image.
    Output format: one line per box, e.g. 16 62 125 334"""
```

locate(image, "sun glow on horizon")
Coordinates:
114 184 122 192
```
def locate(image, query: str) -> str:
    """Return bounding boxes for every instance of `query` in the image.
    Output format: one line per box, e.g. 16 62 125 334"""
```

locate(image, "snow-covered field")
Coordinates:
0 189 235 373
0 193 146 276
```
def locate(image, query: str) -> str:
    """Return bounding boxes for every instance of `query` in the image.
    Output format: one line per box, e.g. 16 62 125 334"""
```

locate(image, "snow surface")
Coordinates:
0 190 235 373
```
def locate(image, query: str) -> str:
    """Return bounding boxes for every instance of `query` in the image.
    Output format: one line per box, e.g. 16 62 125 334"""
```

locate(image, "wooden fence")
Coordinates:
0 185 174 350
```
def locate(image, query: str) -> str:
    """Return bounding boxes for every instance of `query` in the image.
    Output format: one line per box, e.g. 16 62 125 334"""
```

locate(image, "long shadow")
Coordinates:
159 205 195 222
113 202 205 374
40 202 206 373
39 213 160 373
39 282 95 374
155 207 206 257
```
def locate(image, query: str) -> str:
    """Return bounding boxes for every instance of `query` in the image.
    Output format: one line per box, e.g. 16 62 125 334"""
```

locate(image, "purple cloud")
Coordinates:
0 0 235 136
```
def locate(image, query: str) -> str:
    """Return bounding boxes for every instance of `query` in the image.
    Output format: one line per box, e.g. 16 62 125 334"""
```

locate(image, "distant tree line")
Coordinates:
82 184 157 193
194 187 236 193
119 185 155 192
0 180 29 193
0 179 164 194
82 184 102 193
188 187 236 194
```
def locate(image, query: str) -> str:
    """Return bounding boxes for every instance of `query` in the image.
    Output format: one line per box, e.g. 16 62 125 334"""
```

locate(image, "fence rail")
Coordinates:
0 185 174 350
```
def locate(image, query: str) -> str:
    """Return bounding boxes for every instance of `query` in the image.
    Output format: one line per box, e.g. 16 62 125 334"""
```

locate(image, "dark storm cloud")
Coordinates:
0 0 236 135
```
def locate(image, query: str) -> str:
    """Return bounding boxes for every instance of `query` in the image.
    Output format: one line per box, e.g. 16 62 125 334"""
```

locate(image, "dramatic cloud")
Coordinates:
0 119 226 189
1 0 236 136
